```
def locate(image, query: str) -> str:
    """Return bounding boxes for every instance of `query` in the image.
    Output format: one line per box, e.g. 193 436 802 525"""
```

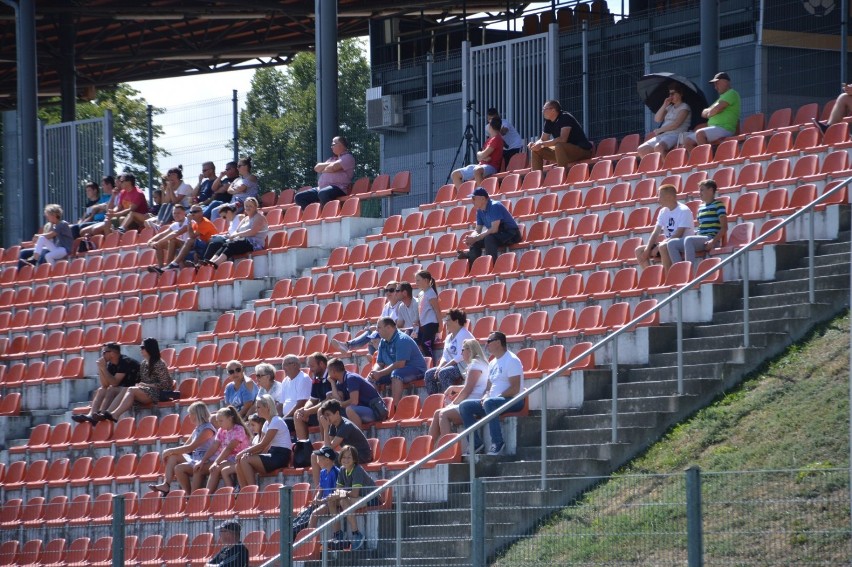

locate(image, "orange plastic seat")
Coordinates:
64 537 91 566
184 533 214 567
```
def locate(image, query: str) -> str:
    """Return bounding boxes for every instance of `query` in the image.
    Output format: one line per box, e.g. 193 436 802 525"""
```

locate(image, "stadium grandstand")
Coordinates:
0 0 851 565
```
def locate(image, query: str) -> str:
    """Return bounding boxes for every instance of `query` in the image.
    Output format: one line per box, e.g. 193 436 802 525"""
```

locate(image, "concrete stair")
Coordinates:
307 231 852 566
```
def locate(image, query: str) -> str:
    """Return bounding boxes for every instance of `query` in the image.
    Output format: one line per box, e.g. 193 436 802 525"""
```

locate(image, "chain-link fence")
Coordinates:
2 467 846 565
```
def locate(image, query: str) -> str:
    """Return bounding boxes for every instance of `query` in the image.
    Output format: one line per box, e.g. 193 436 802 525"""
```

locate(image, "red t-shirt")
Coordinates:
479 134 504 171
119 187 149 214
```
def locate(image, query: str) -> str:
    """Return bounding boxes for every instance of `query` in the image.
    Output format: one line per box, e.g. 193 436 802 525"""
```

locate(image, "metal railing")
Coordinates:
269 175 852 566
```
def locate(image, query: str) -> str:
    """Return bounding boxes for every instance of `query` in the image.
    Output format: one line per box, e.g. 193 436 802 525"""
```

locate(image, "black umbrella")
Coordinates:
637 72 709 130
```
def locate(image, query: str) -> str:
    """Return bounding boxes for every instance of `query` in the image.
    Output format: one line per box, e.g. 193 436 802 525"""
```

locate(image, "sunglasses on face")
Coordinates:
228 367 243 374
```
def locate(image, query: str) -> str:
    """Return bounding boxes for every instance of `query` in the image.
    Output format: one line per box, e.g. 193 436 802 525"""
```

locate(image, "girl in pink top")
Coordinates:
202 405 251 490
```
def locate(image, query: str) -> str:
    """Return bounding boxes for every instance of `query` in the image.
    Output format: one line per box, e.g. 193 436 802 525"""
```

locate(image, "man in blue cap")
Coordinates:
459 187 522 265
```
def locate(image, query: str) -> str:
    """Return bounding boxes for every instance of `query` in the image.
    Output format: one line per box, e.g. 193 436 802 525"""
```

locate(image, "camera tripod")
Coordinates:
446 100 482 184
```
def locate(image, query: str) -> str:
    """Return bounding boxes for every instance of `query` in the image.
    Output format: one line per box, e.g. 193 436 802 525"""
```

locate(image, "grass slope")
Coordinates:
493 312 851 566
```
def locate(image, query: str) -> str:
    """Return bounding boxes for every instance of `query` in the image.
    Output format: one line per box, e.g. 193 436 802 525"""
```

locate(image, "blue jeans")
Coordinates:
348 330 378 355
458 396 524 447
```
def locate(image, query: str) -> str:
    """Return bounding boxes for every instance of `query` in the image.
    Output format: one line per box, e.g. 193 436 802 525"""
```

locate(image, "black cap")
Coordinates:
217 519 241 534
472 187 490 198
313 446 337 460
710 72 731 83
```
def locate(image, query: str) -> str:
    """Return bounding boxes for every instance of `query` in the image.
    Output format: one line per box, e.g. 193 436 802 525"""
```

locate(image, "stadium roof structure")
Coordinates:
0 0 529 109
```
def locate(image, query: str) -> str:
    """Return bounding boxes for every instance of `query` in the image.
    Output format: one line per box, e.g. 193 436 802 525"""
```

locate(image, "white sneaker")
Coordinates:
332 339 350 353
487 442 505 456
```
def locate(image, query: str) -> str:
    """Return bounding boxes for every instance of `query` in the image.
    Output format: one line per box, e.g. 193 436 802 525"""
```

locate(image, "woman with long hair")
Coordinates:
148 402 216 495
428 338 489 443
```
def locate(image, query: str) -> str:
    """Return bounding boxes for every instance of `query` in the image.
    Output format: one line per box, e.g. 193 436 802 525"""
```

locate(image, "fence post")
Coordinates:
685 466 703 567
146 104 154 194
111 494 125 567
677 294 684 395
279 486 293 567
232 90 239 163
471 478 485 567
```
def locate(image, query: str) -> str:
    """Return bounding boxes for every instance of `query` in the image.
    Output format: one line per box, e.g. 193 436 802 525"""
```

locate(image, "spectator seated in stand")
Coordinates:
71 180 112 239
18 203 74 268
326 357 385 429
428 338 489 444
458 331 525 456
310 399 373 497
148 401 216 495
294 136 356 209
193 161 218 210
144 204 190 272
208 520 250 567
202 197 268 268
210 157 259 217
235 394 292 488
144 178 173 230
333 281 400 354
451 117 504 189
424 308 474 395
95 337 174 423
458 187 522 266
684 72 741 151
667 179 728 267
254 363 282 414
72 342 140 425
220 413 265 488
277 355 312 438
162 204 218 269
202 161 238 219
394 282 420 335
635 183 694 275
202 405 251 491
222 360 258 420
486 108 525 168
813 83 852 134
79 175 122 238
323 445 377 551
110 173 150 233
291 353 337 441
201 203 243 262
141 165 192 232
368 317 427 406
637 82 691 159
307 446 340 530
528 99 593 170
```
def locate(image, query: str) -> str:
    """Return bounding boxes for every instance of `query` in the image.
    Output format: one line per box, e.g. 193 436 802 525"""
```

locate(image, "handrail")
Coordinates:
266 175 852 566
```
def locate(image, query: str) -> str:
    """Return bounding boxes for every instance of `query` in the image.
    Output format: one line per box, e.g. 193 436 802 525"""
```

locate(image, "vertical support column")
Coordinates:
743 253 750 348
842 0 848 85
581 22 590 138
462 40 472 138
677 295 684 395
59 13 76 123
426 52 434 202
611 340 619 442
111 495 125 567
540 385 548 491
18 0 40 240
643 42 652 134
699 0 719 102
315 0 338 162
103 109 114 178
232 90 240 163
279 486 293 567
546 23 560 101
146 105 154 193
685 466 704 567
394 484 402 565
470 478 485 567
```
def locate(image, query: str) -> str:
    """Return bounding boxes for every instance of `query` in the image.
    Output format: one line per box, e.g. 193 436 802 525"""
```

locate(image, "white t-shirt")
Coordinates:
380 301 398 321
441 326 474 366
278 370 312 417
485 117 524 150
168 217 190 242
174 182 193 207
257 381 282 413
263 415 291 449
465 358 490 400
657 203 695 238
396 299 419 329
486 350 524 399
418 287 439 326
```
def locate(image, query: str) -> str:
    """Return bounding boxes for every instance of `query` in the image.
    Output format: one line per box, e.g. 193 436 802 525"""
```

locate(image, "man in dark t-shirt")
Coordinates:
326 357 383 428
207 520 249 567
310 398 373 492
291 352 335 440
72 342 139 425
528 99 593 171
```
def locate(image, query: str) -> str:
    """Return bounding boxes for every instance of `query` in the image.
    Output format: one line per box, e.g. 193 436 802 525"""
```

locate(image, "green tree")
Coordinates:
39 84 168 189
238 38 379 192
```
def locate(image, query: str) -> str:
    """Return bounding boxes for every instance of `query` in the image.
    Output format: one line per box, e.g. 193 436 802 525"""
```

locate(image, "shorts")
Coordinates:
349 405 377 424
686 126 734 144
456 163 497 181
638 131 682 151
391 366 424 384
259 446 291 472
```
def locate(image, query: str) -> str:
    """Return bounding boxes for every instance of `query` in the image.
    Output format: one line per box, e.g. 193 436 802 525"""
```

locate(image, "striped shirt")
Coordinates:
696 199 727 237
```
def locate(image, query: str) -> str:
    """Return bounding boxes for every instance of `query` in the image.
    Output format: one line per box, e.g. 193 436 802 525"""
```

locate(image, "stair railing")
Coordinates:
266 174 852 567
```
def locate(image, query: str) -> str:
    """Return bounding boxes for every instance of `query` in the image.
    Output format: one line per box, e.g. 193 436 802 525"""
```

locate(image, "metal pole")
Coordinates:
146 105 154 193
809 208 815 304
581 21 590 137
699 0 719 102
395 482 402 565
848 205 852 567
426 52 434 203
17 0 40 240
842 0 849 85
685 466 704 567
677 295 684 395
540 385 548 491
111 494 125 567
471 478 485 567
611 340 619 442
280 486 293 567
315 0 338 162
468 428 477 483
59 13 76 123
104 109 114 178
232 90 239 163
743 252 750 348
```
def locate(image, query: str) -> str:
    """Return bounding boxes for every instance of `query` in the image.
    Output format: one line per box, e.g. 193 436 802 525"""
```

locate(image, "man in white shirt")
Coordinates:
145 204 191 272
278 354 312 439
333 282 400 354
424 308 474 395
395 282 420 333
635 183 694 274
486 108 525 168
457 331 524 456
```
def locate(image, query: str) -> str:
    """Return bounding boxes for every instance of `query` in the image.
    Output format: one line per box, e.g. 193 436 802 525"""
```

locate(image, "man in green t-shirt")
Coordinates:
684 72 741 151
